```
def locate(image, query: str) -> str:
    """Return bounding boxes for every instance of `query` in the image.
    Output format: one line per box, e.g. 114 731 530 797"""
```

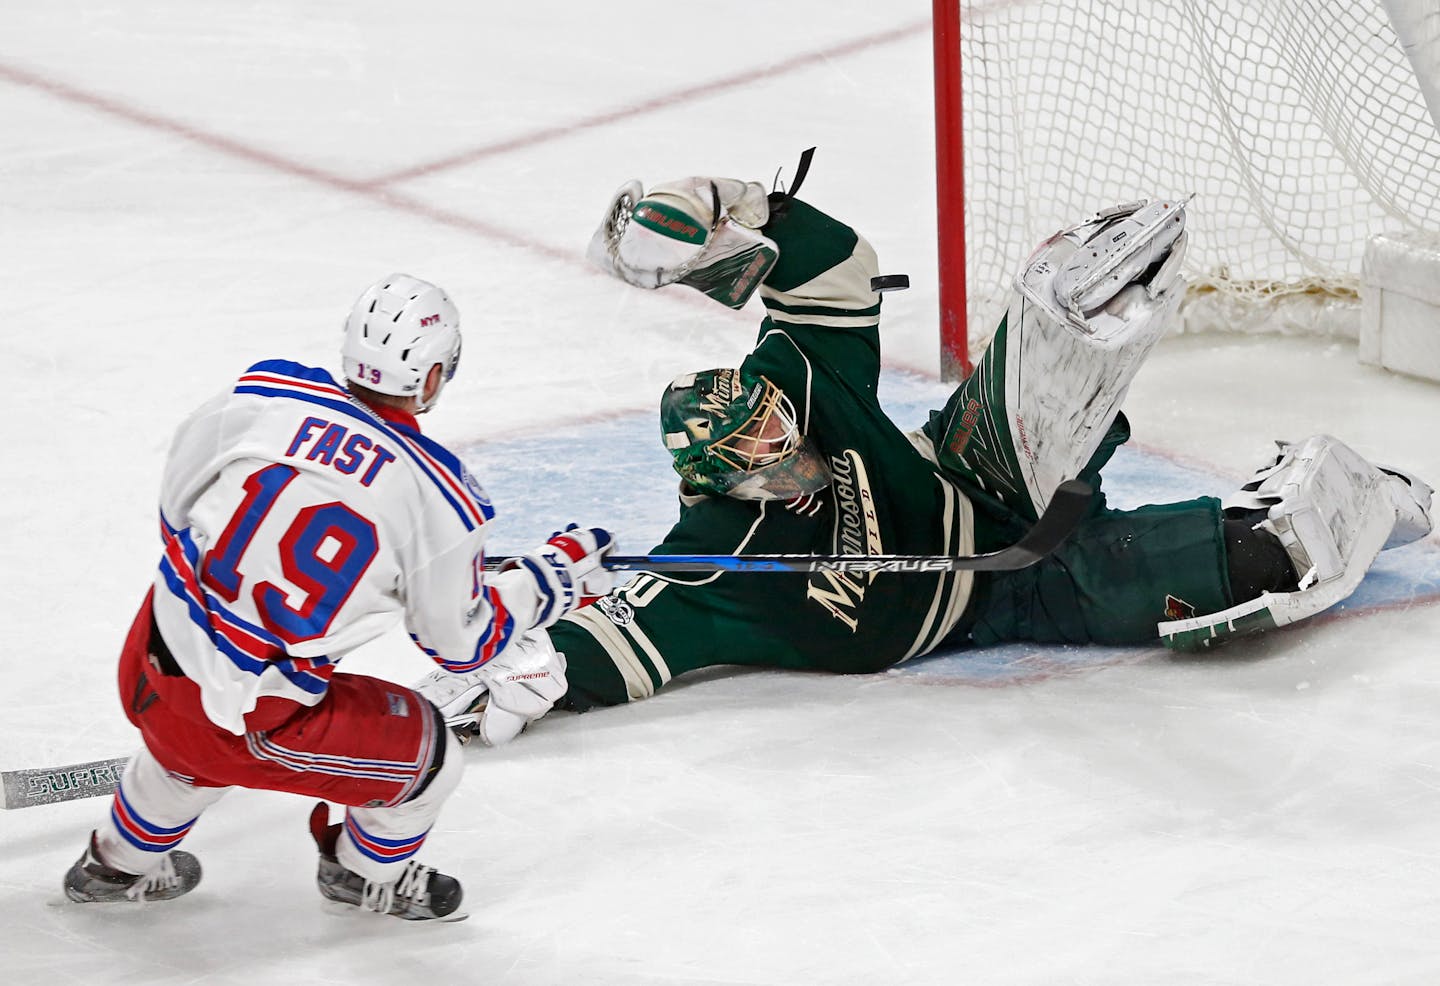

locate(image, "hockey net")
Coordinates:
945 0 1440 369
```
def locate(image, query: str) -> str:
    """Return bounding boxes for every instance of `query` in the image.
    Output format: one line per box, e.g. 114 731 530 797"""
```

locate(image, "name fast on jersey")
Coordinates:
284 415 397 486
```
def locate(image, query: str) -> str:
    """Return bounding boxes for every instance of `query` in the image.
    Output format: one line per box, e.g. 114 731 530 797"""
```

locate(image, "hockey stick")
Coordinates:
1 484 1091 809
1 755 129 810
494 478 1093 574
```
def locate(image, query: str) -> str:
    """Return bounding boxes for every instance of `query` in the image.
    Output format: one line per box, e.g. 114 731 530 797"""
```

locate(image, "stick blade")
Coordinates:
1 756 129 810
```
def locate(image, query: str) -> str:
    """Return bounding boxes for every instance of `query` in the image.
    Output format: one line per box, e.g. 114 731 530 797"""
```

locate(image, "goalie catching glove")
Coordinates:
586 176 779 309
415 631 568 746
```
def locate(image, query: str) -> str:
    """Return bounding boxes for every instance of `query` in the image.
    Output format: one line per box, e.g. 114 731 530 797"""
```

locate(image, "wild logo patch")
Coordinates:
1164 594 1196 621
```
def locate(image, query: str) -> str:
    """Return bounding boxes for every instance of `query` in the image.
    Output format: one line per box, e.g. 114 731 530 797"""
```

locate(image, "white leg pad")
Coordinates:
1162 434 1429 650
1378 463 1434 548
1225 435 1397 585
1004 199 1189 514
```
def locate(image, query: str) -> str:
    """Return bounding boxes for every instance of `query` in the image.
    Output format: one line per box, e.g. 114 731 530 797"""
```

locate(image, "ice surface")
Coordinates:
4 3 1440 984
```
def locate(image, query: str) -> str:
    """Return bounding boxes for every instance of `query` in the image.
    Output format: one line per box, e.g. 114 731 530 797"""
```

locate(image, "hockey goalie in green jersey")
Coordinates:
417 158 1433 740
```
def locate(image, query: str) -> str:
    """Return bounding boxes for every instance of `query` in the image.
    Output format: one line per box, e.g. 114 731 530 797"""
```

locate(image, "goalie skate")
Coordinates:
1160 435 1433 650
1042 198 1190 327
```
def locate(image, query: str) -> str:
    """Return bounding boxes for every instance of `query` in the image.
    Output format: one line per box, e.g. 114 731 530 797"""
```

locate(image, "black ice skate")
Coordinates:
308 802 465 922
63 831 202 903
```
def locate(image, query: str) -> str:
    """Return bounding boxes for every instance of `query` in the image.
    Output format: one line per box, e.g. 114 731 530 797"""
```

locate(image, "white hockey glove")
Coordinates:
505 524 616 629
586 176 779 309
414 631 568 746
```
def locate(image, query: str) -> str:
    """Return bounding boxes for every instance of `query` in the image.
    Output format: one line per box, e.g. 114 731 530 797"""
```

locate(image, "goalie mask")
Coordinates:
660 368 831 500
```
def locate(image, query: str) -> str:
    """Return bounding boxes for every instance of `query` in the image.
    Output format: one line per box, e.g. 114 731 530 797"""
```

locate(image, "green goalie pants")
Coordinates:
960 495 1232 647
555 370 1239 708
922 332 1235 647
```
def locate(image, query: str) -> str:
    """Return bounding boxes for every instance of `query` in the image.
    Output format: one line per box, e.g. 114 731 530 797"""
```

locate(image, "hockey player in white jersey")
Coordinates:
62 274 610 921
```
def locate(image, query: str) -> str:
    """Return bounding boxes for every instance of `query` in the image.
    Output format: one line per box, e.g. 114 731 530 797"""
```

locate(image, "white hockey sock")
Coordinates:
94 747 225 876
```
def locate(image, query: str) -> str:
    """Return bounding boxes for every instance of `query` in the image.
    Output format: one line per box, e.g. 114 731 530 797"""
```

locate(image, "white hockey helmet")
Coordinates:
342 273 461 412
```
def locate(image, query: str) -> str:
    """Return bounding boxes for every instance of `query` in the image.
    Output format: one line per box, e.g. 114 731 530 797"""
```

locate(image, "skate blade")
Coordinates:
319 899 470 923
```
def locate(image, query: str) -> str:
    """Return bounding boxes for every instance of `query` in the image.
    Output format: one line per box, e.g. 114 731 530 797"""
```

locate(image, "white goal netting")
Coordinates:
956 0 1440 355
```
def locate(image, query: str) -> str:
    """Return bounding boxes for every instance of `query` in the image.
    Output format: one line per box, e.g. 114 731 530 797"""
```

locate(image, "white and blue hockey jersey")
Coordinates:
150 360 543 735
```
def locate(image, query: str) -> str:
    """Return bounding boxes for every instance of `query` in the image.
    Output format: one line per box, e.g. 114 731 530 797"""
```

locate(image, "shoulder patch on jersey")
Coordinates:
393 427 496 523
459 464 493 512
595 596 635 626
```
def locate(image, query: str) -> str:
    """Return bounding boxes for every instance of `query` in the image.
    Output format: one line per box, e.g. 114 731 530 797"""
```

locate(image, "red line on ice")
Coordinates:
361 21 930 187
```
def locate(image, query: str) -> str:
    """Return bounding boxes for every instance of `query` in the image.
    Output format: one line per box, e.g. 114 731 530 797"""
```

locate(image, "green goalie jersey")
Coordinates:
551 198 976 710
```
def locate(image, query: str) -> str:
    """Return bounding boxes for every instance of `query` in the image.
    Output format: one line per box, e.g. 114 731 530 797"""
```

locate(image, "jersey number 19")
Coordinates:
201 463 379 644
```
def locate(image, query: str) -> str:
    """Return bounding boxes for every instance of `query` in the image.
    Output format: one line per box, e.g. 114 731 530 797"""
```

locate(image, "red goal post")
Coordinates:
933 0 968 380
933 0 1440 381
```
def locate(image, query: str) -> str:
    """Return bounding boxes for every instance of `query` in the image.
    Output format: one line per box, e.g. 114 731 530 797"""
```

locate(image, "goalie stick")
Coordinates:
2 755 129 810
496 478 1093 574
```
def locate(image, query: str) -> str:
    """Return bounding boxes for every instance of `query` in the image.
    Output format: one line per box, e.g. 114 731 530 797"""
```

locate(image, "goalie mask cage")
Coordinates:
934 0 1440 378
